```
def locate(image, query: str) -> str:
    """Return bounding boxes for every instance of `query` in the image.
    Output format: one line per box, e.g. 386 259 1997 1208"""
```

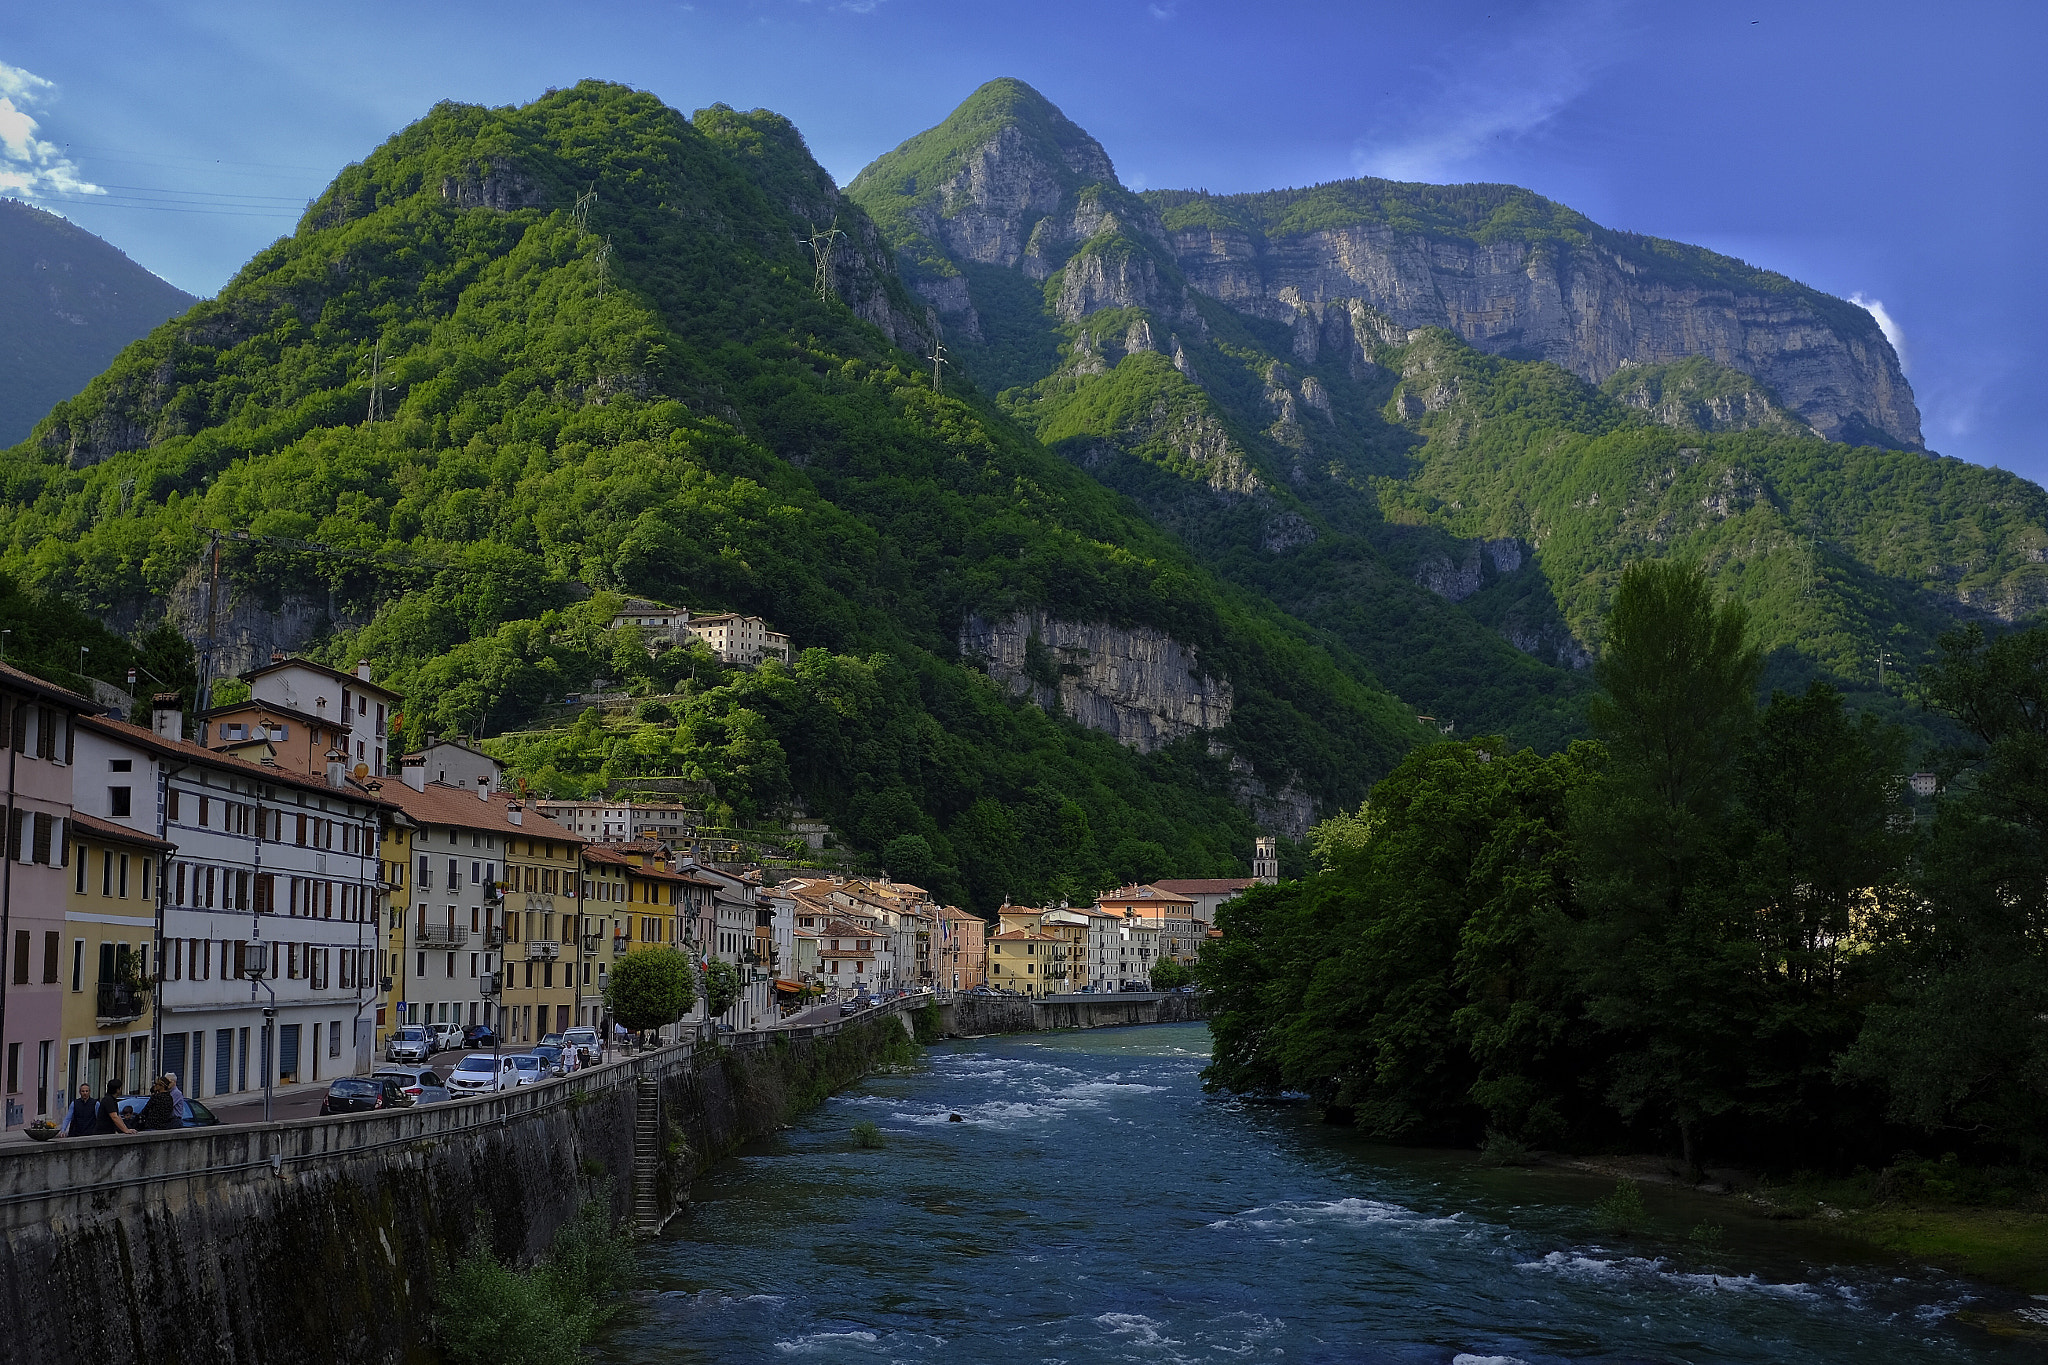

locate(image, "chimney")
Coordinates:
325 748 347 788
356 659 372 682
151 693 183 742
401 755 427 793
476 775 490 802
507 802 524 827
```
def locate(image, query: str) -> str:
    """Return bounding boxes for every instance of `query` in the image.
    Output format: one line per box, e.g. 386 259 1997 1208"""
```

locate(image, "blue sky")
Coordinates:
4 1 2042 476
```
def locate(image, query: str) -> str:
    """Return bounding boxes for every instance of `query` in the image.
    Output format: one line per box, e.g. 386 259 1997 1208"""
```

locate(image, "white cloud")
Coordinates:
1349 4 1626 183
0 59 101 200
1850 292 1908 371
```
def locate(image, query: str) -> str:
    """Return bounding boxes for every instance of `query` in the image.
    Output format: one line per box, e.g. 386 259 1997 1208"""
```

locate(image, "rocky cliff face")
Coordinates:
853 84 1920 451
958 611 1232 752
1161 217 1921 450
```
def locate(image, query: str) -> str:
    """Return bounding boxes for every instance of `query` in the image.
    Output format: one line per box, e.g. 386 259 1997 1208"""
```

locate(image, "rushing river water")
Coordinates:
595 1024 2037 1364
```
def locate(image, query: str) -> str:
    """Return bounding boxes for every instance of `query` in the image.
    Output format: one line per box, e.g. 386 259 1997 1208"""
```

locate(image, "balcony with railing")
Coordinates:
417 922 469 948
526 939 561 961
96 981 147 1025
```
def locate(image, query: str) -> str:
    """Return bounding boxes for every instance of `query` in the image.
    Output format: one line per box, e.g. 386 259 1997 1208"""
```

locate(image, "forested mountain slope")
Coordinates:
0 83 1426 909
848 79 2048 747
0 199 195 447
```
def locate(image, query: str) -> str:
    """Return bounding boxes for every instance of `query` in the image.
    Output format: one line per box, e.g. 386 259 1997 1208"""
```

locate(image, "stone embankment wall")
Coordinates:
937 990 1205 1037
0 1013 913 1365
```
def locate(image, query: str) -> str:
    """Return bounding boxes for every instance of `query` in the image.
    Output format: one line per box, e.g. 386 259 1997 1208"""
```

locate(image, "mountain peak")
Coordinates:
846 80 1134 282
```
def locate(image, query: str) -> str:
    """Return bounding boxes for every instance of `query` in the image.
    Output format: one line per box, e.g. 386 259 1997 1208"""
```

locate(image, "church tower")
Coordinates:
1253 835 1279 884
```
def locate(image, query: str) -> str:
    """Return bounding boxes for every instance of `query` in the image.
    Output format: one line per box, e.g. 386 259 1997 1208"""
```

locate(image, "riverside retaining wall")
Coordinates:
937 990 1206 1037
0 1010 915 1365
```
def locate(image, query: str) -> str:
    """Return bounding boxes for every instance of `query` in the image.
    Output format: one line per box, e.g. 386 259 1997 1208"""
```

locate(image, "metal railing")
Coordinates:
417 922 468 948
526 940 561 961
95 982 146 1023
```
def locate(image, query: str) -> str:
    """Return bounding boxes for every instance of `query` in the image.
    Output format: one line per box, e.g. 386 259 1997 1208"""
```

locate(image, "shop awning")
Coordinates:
772 979 804 993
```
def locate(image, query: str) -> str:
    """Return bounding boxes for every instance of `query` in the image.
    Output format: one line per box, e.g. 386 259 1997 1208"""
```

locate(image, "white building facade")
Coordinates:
79 704 391 1103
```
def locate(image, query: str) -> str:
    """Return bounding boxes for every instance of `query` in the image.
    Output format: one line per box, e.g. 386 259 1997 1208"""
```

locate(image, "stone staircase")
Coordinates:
631 1078 661 1234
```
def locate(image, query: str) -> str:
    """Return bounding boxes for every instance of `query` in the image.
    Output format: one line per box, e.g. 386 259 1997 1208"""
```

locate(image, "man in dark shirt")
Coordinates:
95 1081 134 1136
57 1083 97 1137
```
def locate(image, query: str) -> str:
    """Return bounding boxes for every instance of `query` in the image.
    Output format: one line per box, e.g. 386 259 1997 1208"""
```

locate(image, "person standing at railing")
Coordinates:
166 1071 191 1122
56 1083 96 1137
135 1076 179 1132
94 1082 134 1136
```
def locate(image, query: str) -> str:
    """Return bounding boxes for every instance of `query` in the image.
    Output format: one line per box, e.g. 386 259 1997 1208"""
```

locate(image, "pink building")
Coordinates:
0 663 93 1130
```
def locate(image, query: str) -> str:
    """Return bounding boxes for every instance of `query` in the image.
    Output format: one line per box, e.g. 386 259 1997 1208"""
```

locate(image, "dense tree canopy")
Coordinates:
1204 563 2046 1172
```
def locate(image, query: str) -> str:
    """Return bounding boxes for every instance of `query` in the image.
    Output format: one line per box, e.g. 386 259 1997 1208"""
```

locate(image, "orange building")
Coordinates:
936 904 987 991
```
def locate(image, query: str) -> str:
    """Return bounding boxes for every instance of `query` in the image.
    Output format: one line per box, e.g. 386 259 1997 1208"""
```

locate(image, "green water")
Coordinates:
595 1024 2040 1363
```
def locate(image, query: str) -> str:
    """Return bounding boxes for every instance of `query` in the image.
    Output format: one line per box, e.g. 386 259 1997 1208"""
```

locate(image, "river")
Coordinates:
593 1024 2038 1363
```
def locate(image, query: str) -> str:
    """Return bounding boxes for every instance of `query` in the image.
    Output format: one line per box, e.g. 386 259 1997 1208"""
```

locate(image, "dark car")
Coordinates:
319 1076 414 1115
114 1095 221 1129
530 1043 568 1077
839 1001 861 1016
461 1023 497 1049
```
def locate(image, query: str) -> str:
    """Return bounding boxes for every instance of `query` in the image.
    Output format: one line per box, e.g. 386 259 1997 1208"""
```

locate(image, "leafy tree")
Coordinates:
603 947 691 1031
880 833 937 887
1573 561 1763 1169
1148 957 1192 990
701 957 741 1019
1839 624 2048 1160
1203 737 1592 1141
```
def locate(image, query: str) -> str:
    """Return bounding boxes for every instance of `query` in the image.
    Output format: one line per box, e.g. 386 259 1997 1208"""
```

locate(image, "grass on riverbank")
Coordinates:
1756 1159 2048 1295
1545 1151 2048 1294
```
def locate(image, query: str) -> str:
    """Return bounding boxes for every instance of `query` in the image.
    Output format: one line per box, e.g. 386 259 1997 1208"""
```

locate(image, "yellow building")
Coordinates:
501 805 588 1040
995 904 1081 992
986 929 1063 998
61 813 170 1101
375 812 411 1051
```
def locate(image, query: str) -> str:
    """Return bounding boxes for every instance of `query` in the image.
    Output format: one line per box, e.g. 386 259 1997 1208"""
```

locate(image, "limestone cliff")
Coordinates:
1151 188 1920 450
958 611 1232 752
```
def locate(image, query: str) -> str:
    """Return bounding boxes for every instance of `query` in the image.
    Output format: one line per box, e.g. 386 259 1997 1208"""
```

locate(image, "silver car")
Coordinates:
372 1065 453 1105
386 1026 432 1064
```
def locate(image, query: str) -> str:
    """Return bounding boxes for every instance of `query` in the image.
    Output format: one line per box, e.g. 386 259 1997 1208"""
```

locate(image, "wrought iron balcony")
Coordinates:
96 981 146 1024
417 922 468 948
526 939 561 961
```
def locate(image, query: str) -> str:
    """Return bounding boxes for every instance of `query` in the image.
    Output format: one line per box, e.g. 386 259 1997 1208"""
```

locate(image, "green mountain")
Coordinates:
847 79 2048 747
0 83 1426 909
0 199 195 447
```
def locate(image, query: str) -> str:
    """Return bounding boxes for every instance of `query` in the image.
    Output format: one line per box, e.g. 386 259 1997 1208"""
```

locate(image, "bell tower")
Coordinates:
1253 835 1279 884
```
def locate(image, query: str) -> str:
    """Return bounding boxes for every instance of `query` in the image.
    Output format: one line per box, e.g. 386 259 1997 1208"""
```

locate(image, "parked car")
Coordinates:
445 1053 521 1096
538 1032 565 1051
430 1022 465 1053
506 1053 546 1086
530 1043 570 1077
561 1027 600 1066
114 1095 221 1128
372 1066 452 1105
319 1076 413 1115
386 1025 433 1064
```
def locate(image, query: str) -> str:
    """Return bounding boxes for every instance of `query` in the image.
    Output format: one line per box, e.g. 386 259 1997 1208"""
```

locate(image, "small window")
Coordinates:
109 787 131 818
109 759 132 773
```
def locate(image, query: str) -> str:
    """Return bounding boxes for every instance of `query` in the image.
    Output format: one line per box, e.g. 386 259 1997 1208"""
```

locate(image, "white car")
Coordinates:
430 1022 464 1053
444 1053 520 1095
507 1053 546 1086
